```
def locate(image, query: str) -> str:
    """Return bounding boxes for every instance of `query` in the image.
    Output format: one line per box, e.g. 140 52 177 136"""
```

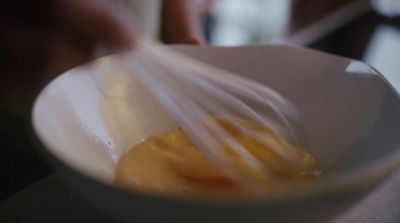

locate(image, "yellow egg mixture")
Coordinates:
115 118 320 198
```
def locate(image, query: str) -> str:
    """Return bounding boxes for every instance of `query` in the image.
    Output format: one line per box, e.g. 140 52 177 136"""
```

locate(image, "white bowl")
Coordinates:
32 45 400 223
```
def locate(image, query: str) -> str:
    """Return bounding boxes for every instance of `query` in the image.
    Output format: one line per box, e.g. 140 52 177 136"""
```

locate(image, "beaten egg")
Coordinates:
115 118 320 198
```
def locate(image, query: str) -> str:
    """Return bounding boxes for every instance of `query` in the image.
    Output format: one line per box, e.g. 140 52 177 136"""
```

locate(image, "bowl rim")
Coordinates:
31 45 400 205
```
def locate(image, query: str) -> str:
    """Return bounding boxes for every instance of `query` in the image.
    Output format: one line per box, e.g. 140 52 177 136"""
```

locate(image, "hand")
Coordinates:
0 0 205 107
0 0 135 92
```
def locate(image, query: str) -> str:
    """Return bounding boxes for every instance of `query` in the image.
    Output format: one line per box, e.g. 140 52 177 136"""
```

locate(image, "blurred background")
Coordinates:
1 0 399 217
203 0 400 88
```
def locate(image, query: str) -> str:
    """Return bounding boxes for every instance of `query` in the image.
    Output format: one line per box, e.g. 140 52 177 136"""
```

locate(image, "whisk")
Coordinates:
120 39 305 184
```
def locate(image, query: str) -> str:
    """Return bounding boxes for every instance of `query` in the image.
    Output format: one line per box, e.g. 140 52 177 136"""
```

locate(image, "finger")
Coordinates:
161 0 205 44
0 21 95 86
0 36 95 100
45 34 96 77
55 0 136 50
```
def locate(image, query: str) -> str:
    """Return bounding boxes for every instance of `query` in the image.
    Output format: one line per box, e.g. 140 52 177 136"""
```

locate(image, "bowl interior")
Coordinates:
33 45 400 185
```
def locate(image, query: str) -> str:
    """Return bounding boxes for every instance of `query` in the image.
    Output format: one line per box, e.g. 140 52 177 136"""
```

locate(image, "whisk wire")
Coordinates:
120 39 303 183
